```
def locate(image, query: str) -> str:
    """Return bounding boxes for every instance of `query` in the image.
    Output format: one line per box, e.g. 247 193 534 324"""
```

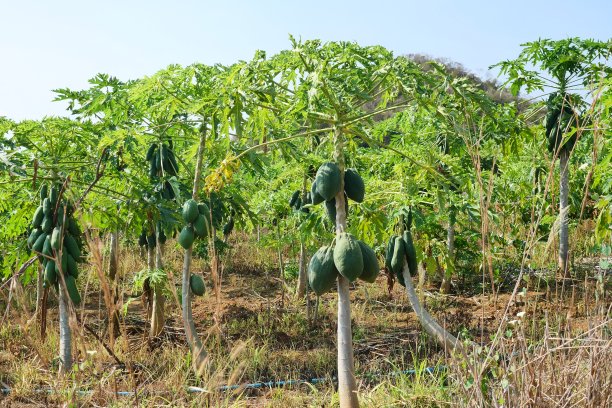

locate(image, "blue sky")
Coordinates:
1 0 610 120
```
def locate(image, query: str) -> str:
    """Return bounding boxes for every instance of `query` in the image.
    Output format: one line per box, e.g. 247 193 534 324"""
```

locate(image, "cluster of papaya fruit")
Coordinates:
178 199 210 250
27 184 84 305
385 228 417 287
308 232 379 295
146 141 179 180
137 222 167 248
544 92 577 154
288 190 310 213
309 162 364 223
307 162 378 295
178 199 209 296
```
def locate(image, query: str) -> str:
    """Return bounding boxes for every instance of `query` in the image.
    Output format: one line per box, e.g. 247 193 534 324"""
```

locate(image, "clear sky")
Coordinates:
1 0 610 120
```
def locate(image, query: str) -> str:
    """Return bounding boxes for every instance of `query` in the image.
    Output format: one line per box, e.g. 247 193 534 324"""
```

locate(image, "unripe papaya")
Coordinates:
32 206 44 228
32 233 47 253
64 274 81 305
51 227 62 250
193 215 209 238
402 231 418 277
223 216 234 236
45 260 57 284
67 254 79 278
49 187 59 206
42 235 53 257
289 190 300 208
182 199 199 223
178 226 195 249
40 184 48 202
198 203 210 216
308 246 338 295
333 232 363 282
357 240 379 283
344 168 365 203
27 228 43 249
310 181 325 205
42 198 52 216
315 162 341 201
145 144 157 161
324 194 348 224
391 236 406 286
190 274 205 296
64 234 81 261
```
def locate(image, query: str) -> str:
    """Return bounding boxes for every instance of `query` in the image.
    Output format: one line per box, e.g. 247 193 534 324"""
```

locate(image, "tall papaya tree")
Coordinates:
494 38 611 277
1 117 99 374
224 38 430 408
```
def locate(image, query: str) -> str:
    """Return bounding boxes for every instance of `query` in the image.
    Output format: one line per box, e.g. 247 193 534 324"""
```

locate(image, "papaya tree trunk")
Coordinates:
150 241 165 338
109 230 119 281
58 283 72 375
296 174 308 298
440 215 455 294
145 246 154 320
182 124 208 373
108 230 120 341
559 148 570 277
35 264 43 315
333 127 359 408
402 262 467 354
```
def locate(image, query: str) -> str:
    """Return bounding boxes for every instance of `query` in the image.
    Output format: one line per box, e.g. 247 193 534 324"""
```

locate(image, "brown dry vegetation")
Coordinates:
1 231 610 407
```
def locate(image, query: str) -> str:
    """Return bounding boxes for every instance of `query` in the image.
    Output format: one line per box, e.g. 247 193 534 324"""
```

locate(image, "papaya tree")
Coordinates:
1 117 100 374
494 38 611 277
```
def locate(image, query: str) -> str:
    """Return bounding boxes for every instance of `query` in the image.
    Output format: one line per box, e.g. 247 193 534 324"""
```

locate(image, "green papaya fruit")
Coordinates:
27 228 43 249
178 226 195 249
55 251 68 275
310 181 325 205
385 235 395 272
32 206 44 228
402 231 418 277
344 168 365 203
64 275 81 305
64 234 81 261
190 274 205 296
167 150 179 175
42 235 53 257
182 199 199 223
289 190 300 208
67 218 80 236
315 162 341 201
67 254 79 278
357 241 379 283
32 233 47 253
41 216 53 233
40 184 48 201
42 198 52 216
51 227 62 250
333 232 363 282
45 260 57 284
146 144 157 161
391 236 406 286
193 214 209 238
49 187 59 206
197 203 210 215
308 246 338 295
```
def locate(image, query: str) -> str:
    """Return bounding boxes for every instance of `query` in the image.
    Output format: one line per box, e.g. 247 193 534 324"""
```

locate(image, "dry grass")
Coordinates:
0 230 610 407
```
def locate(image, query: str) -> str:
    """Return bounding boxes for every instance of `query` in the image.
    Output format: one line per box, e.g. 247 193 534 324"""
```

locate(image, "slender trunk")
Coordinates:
109 231 119 281
108 230 120 342
333 127 359 408
440 216 455 294
145 246 154 320
150 242 165 338
559 148 570 277
182 124 208 373
296 174 309 298
402 262 467 354
35 264 43 315
58 284 72 375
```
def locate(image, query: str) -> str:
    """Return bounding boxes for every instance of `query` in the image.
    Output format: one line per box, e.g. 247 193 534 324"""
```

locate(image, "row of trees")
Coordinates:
1 37 610 406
